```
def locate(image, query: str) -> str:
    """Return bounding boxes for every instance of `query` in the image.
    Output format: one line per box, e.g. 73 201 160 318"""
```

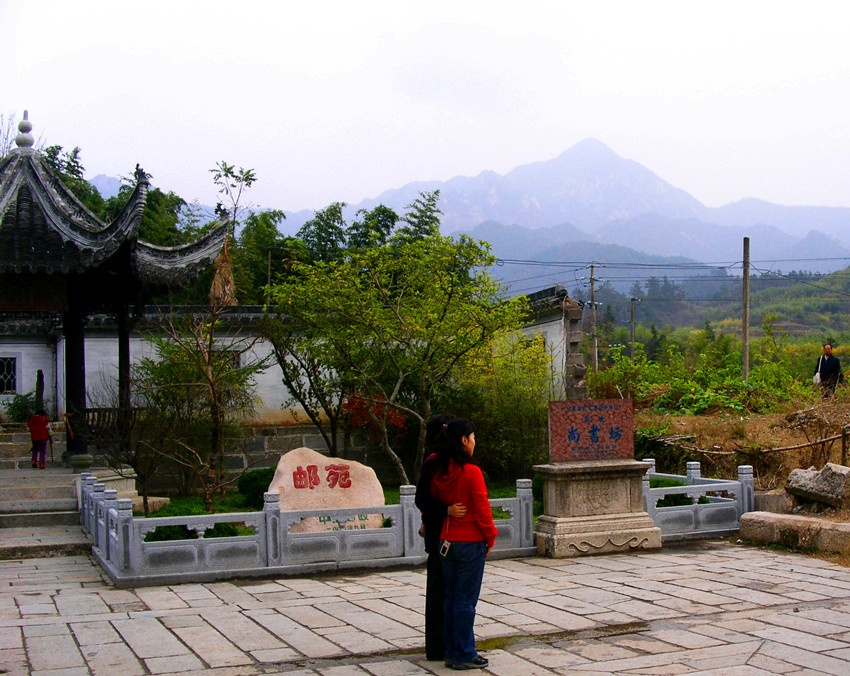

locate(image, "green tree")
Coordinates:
209 161 257 237
392 190 442 243
267 233 527 483
296 202 348 263
230 209 301 304
41 145 105 217
449 332 556 478
260 312 351 456
347 205 399 249
134 305 269 511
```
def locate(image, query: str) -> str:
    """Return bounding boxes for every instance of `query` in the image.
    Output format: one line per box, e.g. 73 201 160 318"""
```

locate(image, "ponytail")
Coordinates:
438 418 476 472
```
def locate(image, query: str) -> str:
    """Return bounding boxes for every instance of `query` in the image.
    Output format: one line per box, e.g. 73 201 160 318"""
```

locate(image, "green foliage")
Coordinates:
237 466 277 509
650 477 691 507
589 323 816 415
393 190 442 243
347 205 399 249
1 391 36 423
230 209 302 304
447 333 554 480
41 145 105 217
297 202 348 263
266 225 527 484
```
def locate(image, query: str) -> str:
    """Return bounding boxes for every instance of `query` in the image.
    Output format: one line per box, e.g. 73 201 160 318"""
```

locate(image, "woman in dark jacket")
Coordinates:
415 414 466 661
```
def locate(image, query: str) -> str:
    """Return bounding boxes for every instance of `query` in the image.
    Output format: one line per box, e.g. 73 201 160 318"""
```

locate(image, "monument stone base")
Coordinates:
534 459 661 558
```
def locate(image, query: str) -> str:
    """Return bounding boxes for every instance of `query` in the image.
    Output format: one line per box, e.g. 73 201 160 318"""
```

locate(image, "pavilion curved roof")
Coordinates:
0 112 226 289
135 223 229 288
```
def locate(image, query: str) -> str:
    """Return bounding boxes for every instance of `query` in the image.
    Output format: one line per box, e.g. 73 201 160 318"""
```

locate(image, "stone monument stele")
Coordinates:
533 400 662 557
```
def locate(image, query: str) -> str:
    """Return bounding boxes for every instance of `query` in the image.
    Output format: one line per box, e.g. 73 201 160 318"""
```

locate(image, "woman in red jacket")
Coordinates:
431 418 497 670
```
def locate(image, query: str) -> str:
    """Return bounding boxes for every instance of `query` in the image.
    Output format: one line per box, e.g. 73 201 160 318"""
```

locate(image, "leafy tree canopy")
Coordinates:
267 232 527 483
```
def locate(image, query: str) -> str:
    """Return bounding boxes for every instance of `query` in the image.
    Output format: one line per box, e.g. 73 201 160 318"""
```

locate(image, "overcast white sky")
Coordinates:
3 1 849 213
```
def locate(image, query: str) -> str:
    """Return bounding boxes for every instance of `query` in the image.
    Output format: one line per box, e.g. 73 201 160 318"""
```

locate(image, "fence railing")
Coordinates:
78 475 536 588
642 459 754 542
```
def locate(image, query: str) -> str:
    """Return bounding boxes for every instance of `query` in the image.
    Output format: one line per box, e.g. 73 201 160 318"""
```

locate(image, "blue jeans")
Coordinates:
439 540 487 664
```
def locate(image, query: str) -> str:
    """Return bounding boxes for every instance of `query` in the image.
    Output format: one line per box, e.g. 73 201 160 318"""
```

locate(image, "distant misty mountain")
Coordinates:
283 138 850 279
343 138 707 232
90 138 850 283
89 174 122 199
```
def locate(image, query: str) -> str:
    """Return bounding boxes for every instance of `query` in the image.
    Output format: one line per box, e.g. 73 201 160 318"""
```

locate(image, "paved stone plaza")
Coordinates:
3 538 850 675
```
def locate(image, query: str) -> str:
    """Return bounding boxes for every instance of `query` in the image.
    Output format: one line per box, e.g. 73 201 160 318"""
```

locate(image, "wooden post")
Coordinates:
742 237 750 380
842 426 848 467
590 263 598 371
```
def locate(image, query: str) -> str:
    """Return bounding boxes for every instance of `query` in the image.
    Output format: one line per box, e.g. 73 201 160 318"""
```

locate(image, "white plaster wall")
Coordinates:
0 337 58 417
522 314 567 385
5 315 561 423
78 332 290 422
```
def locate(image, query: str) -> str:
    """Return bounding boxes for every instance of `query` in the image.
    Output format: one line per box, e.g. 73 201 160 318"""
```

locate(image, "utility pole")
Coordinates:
590 263 598 371
630 297 641 363
742 237 750 381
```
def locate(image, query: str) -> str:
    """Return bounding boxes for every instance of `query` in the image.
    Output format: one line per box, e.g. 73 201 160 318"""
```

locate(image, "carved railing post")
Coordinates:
738 465 755 514
264 491 282 567
400 485 423 558
516 479 533 548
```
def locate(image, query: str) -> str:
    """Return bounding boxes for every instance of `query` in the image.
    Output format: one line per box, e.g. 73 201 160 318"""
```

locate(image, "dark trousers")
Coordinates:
31 440 47 465
425 551 446 660
440 540 487 665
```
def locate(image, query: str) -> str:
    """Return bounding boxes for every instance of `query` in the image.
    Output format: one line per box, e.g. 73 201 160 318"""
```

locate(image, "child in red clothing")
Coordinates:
27 409 52 469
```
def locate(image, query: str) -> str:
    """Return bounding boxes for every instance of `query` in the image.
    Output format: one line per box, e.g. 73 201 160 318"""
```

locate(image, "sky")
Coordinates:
3 1 850 214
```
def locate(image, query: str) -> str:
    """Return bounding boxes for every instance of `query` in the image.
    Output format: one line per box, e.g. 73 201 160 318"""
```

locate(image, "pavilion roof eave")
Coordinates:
134 221 228 288
0 148 149 274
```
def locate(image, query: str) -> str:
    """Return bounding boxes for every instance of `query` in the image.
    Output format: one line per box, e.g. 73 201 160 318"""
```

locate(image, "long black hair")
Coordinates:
437 418 476 472
424 414 453 457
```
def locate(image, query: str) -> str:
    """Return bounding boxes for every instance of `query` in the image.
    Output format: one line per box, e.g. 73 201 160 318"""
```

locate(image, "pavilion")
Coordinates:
0 112 227 468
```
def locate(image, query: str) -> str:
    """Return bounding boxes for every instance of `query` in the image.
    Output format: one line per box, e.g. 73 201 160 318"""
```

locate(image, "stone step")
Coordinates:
0 498 79 513
0 525 89 559
0 481 77 499
0 467 137 530
0 468 78 489
0 511 81 528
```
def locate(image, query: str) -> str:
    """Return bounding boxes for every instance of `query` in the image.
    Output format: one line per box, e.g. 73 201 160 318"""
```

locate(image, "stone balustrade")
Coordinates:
642 460 755 541
78 475 535 587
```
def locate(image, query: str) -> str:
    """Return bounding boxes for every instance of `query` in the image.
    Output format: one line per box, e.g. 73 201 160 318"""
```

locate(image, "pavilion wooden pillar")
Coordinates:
63 296 91 470
117 303 132 457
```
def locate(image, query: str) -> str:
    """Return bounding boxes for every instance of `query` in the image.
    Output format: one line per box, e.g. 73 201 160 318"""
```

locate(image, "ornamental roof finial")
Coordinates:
15 110 34 148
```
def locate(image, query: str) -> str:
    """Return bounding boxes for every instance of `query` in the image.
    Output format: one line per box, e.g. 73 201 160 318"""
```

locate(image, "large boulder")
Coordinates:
785 463 850 508
267 447 385 532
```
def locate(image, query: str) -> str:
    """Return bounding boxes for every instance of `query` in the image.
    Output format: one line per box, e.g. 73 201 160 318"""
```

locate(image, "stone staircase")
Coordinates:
0 422 67 470
0 424 145 559
0 467 81 528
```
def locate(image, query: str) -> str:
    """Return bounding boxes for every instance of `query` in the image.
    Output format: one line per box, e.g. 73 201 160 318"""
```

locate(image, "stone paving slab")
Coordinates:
2 540 850 674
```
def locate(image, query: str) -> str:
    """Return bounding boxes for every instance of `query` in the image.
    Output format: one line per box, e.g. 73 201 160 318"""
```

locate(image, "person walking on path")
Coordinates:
415 414 468 662
431 418 497 671
815 343 843 397
27 408 52 469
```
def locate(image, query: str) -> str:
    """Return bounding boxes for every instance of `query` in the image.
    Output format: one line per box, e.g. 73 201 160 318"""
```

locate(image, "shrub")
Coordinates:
237 466 277 509
2 391 36 423
650 477 694 508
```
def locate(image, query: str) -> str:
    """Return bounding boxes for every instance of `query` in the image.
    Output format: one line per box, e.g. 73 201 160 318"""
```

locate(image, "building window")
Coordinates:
0 357 16 394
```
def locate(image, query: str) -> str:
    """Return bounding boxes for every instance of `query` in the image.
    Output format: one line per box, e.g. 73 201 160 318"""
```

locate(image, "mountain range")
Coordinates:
282 138 850 292
92 138 850 295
